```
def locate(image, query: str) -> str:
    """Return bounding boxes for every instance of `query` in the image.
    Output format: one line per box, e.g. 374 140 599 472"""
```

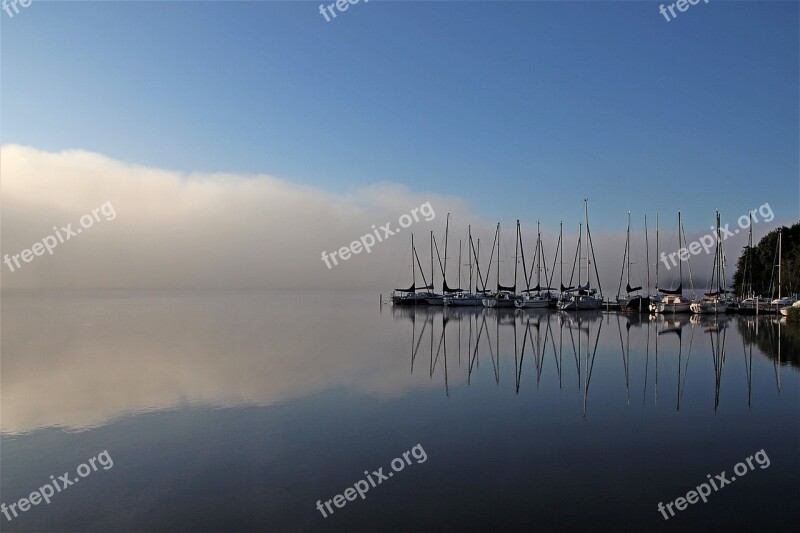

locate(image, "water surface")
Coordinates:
1 290 798 531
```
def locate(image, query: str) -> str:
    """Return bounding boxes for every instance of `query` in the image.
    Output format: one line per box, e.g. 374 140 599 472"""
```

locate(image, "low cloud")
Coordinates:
1 145 474 290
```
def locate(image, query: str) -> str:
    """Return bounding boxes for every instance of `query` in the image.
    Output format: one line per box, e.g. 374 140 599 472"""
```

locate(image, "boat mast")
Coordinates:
578 222 583 288
514 221 520 290
560 221 564 291
618 212 630 299
747 214 753 298
655 212 659 290
680 213 696 296
585 200 590 288
712 211 723 296
443 213 450 280
496 223 501 292
626 211 631 289
468 226 474 293
778 228 782 300
458 239 462 291
645 214 650 295
412 233 416 288
678 211 683 292
537 220 542 292
430 231 435 293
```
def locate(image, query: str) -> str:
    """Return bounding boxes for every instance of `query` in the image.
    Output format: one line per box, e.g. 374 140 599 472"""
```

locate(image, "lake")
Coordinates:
1 290 798 532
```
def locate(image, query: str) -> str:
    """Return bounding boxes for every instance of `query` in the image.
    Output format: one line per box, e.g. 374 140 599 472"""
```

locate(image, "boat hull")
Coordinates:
557 296 603 311
690 301 729 314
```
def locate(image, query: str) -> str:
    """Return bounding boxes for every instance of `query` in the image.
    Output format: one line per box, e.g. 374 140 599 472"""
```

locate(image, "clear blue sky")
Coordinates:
2 0 798 231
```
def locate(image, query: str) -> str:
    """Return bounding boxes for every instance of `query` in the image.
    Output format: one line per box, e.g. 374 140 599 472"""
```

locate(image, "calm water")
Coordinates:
1 290 798 532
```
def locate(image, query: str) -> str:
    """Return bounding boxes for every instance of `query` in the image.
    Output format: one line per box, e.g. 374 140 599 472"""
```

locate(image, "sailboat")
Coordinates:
616 211 650 312
482 222 520 308
652 212 694 314
771 229 798 309
516 220 552 309
691 211 729 314
648 212 663 312
557 200 603 311
427 214 465 305
445 226 484 306
738 213 769 314
391 233 436 305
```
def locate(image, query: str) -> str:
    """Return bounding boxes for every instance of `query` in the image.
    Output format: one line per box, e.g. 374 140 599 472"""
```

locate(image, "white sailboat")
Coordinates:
558 200 603 311
516 220 552 309
691 211 729 314
770 229 797 310
652 211 694 314
445 226 484 306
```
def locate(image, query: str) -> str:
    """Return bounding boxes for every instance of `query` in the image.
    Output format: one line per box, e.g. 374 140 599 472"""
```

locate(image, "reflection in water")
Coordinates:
3 292 796 435
1 291 798 532
397 305 797 416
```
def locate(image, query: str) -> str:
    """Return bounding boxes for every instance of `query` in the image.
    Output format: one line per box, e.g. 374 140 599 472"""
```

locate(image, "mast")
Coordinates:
678 211 683 290
560 221 563 291
477 239 481 291
443 213 450 278
458 239 462 291
430 231 435 293
537 220 542 291
578 222 583 287
496 223 501 292
626 211 631 288
514 221 520 289
618 212 630 299
747 214 753 298
780 229 784 299
412 233 416 288
585 199 590 288
716 211 722 294
468 227 474 293
645 214 650 295
655 212 659 290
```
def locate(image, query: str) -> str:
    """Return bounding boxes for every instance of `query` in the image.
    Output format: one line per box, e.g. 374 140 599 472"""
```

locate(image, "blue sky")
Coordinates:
2 0 798 233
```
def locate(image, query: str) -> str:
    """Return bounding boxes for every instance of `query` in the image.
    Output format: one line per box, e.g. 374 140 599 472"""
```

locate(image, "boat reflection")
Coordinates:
394 305 796 415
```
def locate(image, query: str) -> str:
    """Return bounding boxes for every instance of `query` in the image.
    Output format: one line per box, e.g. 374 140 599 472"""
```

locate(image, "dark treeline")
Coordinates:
732 222 800 297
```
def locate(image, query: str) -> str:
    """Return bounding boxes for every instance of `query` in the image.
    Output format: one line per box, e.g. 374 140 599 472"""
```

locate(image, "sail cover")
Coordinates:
626 283 642 293
498 283 516 292
443 280 464 293
658 284 682 295
564 283 589 294
395 283 416 293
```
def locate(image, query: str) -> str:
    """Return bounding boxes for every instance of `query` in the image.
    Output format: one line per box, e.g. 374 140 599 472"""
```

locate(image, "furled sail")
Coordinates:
443 280 464 293
626 283 642 293
498 283 516 292
395 283 416 293
564 283 589 294
658 284 682 295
